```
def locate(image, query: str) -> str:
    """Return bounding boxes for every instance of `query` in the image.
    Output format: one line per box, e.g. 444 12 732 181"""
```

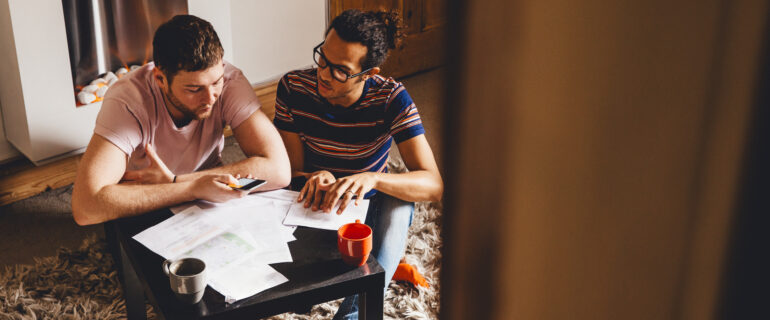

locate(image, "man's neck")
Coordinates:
161 90 193 128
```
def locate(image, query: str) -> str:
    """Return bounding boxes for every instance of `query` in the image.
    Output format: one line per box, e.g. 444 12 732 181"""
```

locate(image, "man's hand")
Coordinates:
122 143 174 184
322 172 378 214
191 174 248 203
298 170 336 211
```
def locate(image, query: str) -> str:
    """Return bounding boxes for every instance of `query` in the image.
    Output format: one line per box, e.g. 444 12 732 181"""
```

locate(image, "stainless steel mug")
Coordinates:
162 257 207 304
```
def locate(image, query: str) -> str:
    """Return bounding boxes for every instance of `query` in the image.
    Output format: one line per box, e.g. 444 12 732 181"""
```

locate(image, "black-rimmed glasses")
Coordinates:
313 42 372 83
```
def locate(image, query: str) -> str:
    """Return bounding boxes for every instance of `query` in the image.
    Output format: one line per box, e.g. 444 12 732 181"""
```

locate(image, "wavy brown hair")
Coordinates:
152 15 224 83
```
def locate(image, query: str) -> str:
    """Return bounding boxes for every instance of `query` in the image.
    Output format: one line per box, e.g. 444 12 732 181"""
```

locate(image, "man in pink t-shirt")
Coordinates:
72 15 290 225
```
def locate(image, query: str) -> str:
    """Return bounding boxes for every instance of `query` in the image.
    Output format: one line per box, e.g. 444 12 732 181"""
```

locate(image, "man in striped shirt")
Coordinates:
273 9 443 320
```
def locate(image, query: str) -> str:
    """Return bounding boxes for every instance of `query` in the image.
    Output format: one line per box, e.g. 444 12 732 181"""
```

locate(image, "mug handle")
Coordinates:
162 259 172 276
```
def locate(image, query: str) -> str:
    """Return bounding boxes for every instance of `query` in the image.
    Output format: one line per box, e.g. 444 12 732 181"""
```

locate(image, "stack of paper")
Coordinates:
283 200 369 230
133 189 370 303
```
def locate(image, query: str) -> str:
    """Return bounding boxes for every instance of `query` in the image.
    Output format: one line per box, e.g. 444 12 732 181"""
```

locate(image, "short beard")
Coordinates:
164 88 206 121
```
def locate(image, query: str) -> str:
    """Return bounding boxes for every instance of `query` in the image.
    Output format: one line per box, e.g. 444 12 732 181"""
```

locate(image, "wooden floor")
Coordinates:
0 81 278 206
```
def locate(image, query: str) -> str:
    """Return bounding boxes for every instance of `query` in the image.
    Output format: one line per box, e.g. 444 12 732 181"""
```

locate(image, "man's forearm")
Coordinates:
74 181 195 225
372 170 443 202
175 156 289 190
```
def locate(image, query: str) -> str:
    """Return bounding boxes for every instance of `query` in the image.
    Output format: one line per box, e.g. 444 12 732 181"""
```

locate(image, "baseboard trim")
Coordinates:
0 80 279 207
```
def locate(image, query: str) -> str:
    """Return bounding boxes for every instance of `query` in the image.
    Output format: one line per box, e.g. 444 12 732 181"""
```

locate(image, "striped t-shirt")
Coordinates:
273 68 425 197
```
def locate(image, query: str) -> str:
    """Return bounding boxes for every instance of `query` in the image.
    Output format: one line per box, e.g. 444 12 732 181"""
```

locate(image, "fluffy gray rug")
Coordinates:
0 163 442 319
0 234 154 319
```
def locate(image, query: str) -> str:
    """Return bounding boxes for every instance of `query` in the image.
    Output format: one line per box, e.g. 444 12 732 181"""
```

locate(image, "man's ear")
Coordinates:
364 67 381 80
152 67 168 89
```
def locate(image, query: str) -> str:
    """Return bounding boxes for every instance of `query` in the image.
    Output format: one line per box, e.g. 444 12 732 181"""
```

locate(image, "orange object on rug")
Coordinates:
392 263 430 288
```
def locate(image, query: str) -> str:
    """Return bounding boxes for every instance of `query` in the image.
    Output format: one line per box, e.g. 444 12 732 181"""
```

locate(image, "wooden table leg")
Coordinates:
359 286 384 320
119 240 148 320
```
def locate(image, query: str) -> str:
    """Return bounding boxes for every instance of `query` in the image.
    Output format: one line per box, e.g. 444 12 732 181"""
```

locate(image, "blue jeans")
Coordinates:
332 192 414 320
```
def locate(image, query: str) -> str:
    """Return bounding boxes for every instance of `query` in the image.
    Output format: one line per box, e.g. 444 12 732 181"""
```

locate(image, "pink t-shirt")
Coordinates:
94 62 260 174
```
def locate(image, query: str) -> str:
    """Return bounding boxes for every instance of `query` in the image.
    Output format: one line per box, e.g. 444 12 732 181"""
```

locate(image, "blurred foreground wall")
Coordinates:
441 1 767 319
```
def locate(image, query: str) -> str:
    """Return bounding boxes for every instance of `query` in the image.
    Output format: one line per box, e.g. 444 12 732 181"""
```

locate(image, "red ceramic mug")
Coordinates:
337 219 373 266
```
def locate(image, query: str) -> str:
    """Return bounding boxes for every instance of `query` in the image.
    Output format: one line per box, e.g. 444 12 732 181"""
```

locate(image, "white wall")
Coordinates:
191 0 326 85
229 1 326 84
0 104 19 162
188 0 234 64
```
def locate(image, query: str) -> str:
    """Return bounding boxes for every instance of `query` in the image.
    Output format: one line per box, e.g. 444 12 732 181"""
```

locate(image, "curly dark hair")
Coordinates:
152 15 224 83
328 9 404 71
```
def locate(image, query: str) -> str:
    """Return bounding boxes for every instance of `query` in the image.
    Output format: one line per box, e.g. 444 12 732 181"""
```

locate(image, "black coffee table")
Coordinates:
104 209 384 320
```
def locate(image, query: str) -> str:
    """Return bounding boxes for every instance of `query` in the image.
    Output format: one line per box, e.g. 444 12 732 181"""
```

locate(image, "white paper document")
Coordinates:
210 201 296 255
169 190 298 241
254 189 303 202
133 205 294 302
133 206 226 258
179 227 260 272
209 258 289 303
170 189 299 214
283 200 370 230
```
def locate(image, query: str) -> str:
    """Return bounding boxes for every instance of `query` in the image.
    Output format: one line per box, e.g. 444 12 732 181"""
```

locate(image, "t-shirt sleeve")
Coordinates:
93 98 143 156
220 68 261 130
273 75 298 132
386 84 425 143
